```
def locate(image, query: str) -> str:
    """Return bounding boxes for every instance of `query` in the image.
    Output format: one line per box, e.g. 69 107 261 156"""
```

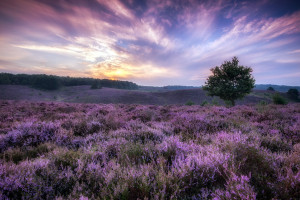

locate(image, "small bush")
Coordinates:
119 143 157 165
1 143 53 164
224 100 234 107
201 100 209 106
272 93 287 105
287 88 299 100
185 101 195 106
212 97 220 106
267 87 275 91
258 100 268 106
52 149 81 170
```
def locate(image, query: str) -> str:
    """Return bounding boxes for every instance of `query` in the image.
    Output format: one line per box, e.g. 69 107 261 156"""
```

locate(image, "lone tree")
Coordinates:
267 87 275 91
203 56 255 106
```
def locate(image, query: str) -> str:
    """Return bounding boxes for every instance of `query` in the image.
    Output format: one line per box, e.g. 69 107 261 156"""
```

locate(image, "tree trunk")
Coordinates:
231 99 235 106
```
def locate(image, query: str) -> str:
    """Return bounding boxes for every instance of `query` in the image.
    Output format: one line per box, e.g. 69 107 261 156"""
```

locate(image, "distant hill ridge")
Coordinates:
0 72 299 92
0 85 276 105
139 84 299 92
254 84 300 92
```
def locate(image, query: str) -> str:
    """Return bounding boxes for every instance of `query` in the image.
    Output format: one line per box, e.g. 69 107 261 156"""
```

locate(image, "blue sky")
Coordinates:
0 0 300 86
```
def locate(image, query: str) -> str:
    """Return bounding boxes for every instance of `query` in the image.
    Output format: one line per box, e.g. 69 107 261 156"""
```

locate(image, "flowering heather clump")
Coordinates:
0 100 299 199
212 172 256 200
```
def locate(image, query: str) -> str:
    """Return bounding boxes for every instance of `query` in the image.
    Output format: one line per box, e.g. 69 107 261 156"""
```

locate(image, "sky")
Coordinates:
0 0 300 86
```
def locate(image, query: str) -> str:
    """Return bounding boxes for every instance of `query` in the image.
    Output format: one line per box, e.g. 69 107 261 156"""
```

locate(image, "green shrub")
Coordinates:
1 148 24 164
287 88 299 100
212 97 220 106
109 167 153 200
1 143 54 164
267 87 275 91
52 149 81 170
185 101 195 106
224 100 234 107
258 100 268 106
201 100 208 106
119 143 157 165
272 93 287 105
123 144 144 165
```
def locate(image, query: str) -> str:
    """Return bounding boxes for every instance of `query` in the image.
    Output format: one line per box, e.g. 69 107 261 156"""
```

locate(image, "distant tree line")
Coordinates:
255 84 300 92
0 73 139 90
287 88 299 101
267 86 299 102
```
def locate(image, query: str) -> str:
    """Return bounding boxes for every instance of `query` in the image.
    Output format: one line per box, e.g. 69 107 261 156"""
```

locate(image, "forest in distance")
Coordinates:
1 72 300 92
0 73 139 90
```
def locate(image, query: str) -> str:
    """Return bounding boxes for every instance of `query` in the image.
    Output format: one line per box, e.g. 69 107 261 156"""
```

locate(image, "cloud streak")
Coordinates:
0 0 300 86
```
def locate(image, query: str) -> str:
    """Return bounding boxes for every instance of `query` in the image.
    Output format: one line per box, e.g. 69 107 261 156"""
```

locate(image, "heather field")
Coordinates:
0 85 272 105
0 100 299 200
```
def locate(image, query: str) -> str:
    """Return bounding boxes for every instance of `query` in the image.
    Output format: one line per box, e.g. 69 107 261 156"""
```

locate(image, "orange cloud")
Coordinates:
90 60 179 80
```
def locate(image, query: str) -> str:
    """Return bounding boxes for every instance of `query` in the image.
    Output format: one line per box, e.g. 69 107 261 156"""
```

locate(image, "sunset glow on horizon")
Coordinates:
0 0 300 86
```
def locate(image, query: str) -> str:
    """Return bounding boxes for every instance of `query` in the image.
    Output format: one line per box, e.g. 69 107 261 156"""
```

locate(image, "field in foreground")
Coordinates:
0 100 299 199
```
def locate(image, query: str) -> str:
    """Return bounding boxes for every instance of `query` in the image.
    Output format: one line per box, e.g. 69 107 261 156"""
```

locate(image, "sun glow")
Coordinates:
90 60 179 81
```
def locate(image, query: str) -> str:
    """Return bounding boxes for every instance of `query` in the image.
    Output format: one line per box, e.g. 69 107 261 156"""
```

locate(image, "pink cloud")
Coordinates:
0 0 299 86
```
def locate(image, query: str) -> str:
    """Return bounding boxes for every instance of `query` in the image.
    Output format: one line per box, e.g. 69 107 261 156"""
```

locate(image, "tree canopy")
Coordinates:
0 73 138 90
267 87 275 91
203 56 255 106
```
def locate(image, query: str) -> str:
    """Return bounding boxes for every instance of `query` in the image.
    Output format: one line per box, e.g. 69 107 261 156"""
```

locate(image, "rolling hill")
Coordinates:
0 85 275 105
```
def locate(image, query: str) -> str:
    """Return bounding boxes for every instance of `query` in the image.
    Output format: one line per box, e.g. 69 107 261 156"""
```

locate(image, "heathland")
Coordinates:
0 85 284 105
0 100 299 199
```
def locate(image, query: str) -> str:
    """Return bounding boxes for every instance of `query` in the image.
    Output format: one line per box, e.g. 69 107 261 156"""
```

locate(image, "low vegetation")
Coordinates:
287 88 299 101
0 100 299 199
273 93 288 105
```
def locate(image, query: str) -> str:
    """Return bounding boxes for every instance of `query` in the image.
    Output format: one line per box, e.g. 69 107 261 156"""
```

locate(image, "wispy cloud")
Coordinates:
0 0 299 85
288 49 300 54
